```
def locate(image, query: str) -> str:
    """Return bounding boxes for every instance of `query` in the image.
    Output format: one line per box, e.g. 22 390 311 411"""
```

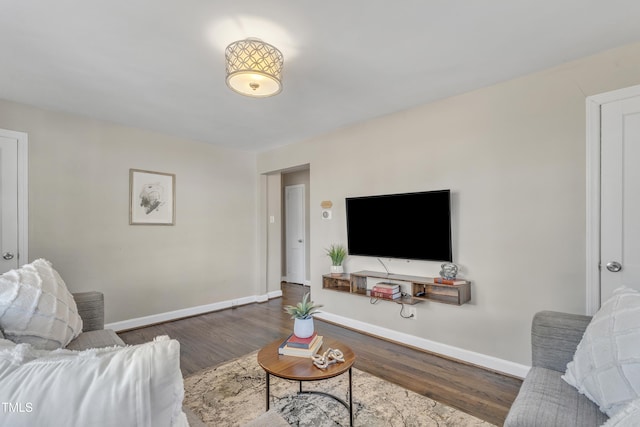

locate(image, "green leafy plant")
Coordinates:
325 244 347 266
283 292 323 320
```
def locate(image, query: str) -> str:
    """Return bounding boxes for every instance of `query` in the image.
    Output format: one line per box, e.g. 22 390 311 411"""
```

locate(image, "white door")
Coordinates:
600 96 640 303
0 129 28 273
285 185 305 284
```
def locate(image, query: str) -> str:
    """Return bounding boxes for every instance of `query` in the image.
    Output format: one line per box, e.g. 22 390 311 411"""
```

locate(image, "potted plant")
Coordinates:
283 292 323 338
325 244 347 276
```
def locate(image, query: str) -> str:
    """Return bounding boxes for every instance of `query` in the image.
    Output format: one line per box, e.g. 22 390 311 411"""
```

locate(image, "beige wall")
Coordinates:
3 39 640 366
0 100 258 323
257 41 640 366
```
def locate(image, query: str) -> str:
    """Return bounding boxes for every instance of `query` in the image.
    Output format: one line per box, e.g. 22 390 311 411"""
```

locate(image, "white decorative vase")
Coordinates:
330 265 344 277
293 317 314 339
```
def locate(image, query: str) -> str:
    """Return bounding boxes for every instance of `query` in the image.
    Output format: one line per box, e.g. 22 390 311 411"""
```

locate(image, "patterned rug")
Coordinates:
183 350 495 427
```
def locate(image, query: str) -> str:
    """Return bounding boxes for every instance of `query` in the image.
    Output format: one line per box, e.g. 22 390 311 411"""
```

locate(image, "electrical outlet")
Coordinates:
407 306 417 320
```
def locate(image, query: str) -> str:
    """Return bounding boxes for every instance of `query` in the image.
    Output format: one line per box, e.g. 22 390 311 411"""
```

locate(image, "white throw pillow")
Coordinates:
562 286 640 417
602 398 640 427
0 259 82 349
0 335 188 427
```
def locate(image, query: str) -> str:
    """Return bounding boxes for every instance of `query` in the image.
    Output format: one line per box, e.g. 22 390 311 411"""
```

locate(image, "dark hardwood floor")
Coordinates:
118 283 521 426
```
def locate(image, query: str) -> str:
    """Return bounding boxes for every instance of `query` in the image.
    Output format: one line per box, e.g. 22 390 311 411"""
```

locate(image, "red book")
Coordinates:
287 332 318 348
433 278 468 285
371 285 400 294
371 290 401 300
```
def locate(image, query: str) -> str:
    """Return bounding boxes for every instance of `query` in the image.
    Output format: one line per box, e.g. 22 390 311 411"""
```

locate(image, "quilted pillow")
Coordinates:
603 398 640 427
562 286 640 417
0 336 188 427
0 259 82 349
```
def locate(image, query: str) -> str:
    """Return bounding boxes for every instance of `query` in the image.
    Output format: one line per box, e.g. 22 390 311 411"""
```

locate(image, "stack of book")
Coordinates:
278 332 323 357
370 282 401 300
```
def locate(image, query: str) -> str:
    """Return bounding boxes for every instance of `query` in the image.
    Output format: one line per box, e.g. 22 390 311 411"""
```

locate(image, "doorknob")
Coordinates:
298 239 303 243
2 252 14 260
606 261 622 272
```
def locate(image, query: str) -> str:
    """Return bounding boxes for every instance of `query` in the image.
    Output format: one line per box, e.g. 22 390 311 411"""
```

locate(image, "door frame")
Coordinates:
586 84 640 315
284 184 306 284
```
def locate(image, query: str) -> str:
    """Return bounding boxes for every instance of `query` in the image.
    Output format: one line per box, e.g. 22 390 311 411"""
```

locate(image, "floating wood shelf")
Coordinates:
322 270 471 306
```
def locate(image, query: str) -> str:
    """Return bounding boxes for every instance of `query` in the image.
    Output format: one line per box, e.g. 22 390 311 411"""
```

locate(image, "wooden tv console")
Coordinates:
322 270 471 306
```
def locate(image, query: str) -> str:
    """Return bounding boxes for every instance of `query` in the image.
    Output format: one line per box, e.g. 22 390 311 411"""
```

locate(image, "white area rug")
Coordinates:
183 350 495 426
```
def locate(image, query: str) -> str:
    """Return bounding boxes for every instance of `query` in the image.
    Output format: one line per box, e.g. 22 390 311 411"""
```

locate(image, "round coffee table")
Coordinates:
257 336 356 426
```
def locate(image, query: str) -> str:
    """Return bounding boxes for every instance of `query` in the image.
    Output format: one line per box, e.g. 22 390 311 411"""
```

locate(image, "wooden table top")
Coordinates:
257 336 355 381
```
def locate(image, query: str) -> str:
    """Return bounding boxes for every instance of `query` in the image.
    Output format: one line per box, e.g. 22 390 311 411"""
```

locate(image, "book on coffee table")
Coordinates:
278 334 323 357
285 332 319 348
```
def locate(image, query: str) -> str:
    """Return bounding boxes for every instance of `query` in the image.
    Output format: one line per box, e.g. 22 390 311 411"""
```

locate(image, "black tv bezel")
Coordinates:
345 189 452 262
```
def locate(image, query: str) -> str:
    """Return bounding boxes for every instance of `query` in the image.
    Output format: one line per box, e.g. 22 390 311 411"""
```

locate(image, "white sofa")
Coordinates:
0 259 193 427
0 290 189 427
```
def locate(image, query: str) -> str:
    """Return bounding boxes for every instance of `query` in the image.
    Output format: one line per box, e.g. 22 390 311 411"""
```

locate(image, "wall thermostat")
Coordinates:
321 209 332 220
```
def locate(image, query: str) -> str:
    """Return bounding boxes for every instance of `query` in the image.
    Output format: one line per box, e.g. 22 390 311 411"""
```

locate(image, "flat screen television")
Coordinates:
345 189 452 262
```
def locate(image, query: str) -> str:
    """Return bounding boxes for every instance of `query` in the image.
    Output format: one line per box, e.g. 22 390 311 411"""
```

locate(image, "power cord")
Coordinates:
399 303 414 319
370 293 415 318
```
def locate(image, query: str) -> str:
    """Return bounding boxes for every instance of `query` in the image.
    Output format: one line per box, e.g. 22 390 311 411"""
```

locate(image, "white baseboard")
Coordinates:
106 292 280 332
281 276 311 286
107 294 528 378
265 289 283 300
314 311 530 379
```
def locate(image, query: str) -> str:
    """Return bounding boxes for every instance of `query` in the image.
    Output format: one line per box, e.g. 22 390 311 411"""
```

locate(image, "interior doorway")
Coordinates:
281 168 310 285
284 184 305 284
0 128 28 274
586 84 640 314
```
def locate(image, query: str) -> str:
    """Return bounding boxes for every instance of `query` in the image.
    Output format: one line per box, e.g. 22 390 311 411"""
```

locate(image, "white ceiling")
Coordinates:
1 1 640 152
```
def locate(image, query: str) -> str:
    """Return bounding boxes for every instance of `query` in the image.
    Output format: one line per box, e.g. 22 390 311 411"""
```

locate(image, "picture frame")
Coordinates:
129 169 175 225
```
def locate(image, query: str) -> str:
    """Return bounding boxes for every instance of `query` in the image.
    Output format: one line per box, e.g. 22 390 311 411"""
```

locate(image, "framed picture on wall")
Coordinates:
129 169 175 225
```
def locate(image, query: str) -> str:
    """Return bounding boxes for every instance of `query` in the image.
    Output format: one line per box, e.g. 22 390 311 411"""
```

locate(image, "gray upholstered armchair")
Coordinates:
504 311 607 426
66 291 125 351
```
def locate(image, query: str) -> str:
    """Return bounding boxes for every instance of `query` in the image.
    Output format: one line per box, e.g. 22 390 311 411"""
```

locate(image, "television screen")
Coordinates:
345 190 452 262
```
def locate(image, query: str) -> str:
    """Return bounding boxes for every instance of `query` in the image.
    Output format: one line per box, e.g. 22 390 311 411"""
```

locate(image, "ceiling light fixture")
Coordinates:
225 38 284 98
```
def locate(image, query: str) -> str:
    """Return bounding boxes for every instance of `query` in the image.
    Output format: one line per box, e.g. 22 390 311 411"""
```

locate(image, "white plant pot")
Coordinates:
293 317 314 339
330 265 344 277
